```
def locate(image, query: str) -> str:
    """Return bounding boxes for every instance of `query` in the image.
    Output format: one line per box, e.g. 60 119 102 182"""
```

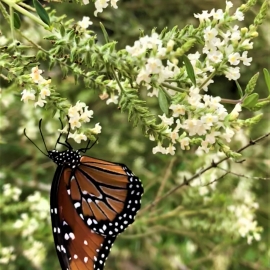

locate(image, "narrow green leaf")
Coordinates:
33 0 50 26
13 12 21 29
242 93 259 109
244 72 259 95
60 24 66 37
183 55 196 86
263 68 270 93
99 22 109 43
250 100 270 111
235 80 243 98
158 89 169 115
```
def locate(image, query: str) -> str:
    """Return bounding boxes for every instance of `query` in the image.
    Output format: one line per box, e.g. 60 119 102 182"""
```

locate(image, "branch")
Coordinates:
139 132 270 214
154 156 176 203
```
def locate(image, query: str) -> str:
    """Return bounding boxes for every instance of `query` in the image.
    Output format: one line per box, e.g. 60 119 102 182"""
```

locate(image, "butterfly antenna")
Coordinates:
80 137 98 153
64 116 72 149
55 118 64 149
55 117 72 149
38 119 49 153
24 125 48 156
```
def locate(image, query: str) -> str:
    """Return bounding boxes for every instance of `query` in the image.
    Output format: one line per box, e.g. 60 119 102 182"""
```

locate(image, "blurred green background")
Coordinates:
0 0 269 270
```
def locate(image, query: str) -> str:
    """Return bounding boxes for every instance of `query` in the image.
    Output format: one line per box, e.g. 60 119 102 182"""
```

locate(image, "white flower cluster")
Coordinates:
126 33 179 96
2 183 22 201
195 1 252 81
23 240 46 268
27 191 50 220
60 101 102 143
153 86 242 155
0 246 15 264
91 0 119 16
13 192 50 236
125 1 254 155
13 213 40 237
21 66 51 108
227 179 262 244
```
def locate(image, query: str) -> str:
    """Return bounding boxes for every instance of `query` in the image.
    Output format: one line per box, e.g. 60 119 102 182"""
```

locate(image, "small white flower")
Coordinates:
240 51 252 66
225 67 240 81
78 16 93 29
91 123 102 134
58 125 69 134
205 130 220 144
94 0 109 16
31 66 43 83
225 1 233 9
73 132 87 144
158 114 174 126
179 137 190 150
241 39 253 50
21 89 35 103
204 26 218 42
166 40 175 51
136 69 151 84
106 94 119 105
80 110 94 122
34 98 47 108
222 128 235 142
207 50 223 63
110 0 119 9
169 104 186 117
194 10 212 23
166 144 176 155
234 9 244 21
230 103 242 120
230 27 241 42
39 87 51 99
152 142 166 154
211 9 224 21
69 116 81 130
75 101 87 113
197 140 209 153
146 57 162 74
149 134 155 141
228 52 241 66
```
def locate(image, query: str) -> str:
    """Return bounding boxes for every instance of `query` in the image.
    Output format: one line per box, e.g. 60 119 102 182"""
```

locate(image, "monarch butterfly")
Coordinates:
24 119 144 270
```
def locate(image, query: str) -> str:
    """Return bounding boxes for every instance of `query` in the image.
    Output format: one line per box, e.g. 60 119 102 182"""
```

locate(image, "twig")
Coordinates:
140 132 270 214
16 178 51 192
216 166 270 180
154 156 176 203
203 172 229 187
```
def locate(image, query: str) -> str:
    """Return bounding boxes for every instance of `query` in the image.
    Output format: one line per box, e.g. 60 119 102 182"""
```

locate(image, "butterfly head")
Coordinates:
48 149 81 169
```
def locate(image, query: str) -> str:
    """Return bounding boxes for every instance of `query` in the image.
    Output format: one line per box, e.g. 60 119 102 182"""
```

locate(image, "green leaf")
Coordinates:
60 24 66 37
183 55 196 86
263 68 270 93
250 100 270 111
158 89 169 115
13 12 21 29
242 93 259 109
244 72 259 95
33 0 50 26
99 22 109 43
235 80 243 98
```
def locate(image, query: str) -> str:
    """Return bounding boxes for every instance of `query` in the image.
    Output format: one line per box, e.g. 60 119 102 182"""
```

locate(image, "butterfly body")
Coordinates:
50 151 143 270
24 119 144 270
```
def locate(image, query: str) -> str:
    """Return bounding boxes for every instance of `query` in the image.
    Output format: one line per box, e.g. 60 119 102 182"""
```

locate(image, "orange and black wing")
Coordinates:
62 156 144 236
51 166 117 270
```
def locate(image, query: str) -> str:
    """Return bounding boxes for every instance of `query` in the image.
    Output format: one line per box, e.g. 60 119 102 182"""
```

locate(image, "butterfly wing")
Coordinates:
50 166 117 270
65 156 144 236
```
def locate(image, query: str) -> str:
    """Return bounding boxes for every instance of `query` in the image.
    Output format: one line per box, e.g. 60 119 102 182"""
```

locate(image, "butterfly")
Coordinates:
24 119 144 270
